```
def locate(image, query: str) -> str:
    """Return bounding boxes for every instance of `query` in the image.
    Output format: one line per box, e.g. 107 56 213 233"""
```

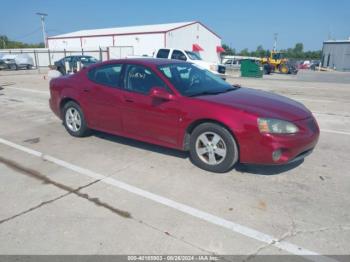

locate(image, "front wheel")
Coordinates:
189 123 239 173
62 101 90 137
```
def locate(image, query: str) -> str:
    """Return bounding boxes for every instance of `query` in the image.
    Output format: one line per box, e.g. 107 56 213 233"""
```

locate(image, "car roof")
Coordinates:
97 58 186 67
65 55 93 58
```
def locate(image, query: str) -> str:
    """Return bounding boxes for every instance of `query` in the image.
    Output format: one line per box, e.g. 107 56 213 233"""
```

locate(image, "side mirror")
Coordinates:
150 87 174 101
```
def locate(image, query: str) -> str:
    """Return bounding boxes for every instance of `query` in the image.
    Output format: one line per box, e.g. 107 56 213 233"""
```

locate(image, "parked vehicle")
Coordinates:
54 55 99 75
154 48 226 79
298 60 311 70
0 54 34 70
49 58 319 173
0 59 7 70
260 51 293 74
309 60 321 70
285 60 298 75
223 58 241 70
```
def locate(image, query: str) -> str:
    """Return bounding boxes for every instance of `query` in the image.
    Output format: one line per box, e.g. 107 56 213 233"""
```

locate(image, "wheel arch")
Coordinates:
183 118 240 153
59 97 81 117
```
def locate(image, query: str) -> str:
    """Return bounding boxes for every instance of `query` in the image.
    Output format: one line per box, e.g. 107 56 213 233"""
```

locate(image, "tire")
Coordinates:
189 123 239 173
263 64 270 75
62 101 90 137
279 64 289 74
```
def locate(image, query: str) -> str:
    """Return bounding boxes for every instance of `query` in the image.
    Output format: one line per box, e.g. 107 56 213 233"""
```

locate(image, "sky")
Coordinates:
1 0 349 51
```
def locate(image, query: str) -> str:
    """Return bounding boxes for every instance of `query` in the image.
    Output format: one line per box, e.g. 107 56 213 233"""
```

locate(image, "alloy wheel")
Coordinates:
65 107 82 132
195 132 227 165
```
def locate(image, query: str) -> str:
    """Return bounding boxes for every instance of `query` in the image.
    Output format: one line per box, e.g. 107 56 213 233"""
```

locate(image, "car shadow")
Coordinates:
235 160 304 176
93 130 303 175
93 131 188 159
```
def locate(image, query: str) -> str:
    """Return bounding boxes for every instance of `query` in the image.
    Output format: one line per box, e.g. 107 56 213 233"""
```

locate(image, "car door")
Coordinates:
82 63 124 134
120 64 180 146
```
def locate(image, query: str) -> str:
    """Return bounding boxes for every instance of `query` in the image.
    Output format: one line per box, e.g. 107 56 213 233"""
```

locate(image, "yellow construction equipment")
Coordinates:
260 51 290 74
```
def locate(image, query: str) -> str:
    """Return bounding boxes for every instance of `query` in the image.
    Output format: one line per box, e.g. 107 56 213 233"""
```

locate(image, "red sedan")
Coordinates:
49 58 319 173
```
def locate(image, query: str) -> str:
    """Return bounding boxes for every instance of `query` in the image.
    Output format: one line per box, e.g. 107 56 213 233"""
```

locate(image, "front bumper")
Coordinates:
210 70 227 80
239 117 320 165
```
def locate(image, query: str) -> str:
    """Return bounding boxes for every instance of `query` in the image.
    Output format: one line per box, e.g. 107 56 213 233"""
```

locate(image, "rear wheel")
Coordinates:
279 64 289 74
9 64 17 70
62 101 90 137
189 123 239 173
263 64 271 74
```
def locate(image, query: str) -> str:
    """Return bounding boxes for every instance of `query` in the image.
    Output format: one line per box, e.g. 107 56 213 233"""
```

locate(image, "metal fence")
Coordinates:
0 46 135 68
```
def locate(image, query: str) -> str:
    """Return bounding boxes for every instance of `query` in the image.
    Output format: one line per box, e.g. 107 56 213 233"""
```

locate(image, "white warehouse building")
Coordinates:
47 21 224 63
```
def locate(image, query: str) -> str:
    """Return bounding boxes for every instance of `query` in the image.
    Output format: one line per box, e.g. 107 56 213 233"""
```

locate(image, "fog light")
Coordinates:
272 149 282 161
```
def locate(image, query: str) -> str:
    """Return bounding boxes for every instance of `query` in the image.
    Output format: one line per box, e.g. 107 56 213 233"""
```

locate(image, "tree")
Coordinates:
239 48 250 56
222 44 236 56
294 43 304 53
221 42 321 60
0 35 44 49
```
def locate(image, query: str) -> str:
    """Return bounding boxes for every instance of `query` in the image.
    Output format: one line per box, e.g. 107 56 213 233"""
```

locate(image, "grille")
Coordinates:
218 65 226 74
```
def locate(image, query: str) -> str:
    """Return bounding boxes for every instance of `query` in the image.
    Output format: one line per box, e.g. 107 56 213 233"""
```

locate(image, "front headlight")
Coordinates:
257 118 299 134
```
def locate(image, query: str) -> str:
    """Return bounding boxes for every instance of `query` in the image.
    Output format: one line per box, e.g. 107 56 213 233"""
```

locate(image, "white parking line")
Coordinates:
321 129 350 136
0 137 337 262
1 86 49 95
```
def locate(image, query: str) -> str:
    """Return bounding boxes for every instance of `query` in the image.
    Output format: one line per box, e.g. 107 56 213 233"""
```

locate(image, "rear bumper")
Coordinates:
49 97 62 119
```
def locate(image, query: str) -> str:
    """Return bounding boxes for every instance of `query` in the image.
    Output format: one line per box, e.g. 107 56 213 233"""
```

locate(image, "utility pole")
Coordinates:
36 12 48 48
273 33 278 51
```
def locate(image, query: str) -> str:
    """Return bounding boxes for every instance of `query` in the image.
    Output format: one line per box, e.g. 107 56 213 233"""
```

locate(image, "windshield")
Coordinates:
185 51 202 60
80 56 98 63
158 63 235 97
272 53 285 60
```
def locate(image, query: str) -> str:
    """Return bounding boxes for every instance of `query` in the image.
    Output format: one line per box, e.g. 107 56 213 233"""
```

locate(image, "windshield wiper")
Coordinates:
188 91 220 97
188 87 239 97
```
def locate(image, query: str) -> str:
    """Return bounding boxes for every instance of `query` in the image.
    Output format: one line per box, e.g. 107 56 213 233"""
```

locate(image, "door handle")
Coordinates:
125 98 134 103
83 88 90 93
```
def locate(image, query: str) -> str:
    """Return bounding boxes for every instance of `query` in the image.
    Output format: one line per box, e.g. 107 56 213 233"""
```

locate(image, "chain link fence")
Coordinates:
0 46 135 68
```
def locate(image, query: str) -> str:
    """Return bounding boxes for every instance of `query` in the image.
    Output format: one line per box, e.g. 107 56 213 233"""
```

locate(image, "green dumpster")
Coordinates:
240 59 263 78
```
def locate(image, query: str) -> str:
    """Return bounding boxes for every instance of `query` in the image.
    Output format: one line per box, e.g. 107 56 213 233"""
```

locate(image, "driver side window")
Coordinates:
124 65 170 95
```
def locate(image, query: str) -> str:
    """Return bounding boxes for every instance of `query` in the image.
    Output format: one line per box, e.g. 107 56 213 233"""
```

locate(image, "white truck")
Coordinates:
153 48 226 79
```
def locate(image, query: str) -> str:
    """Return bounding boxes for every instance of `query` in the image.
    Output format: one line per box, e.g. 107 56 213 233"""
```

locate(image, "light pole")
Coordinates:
36 12 48 48
273 33 278 51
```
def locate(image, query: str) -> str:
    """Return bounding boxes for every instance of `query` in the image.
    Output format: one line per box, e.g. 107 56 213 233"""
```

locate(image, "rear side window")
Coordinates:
63 57 72 63
88 64 122 88
156 49 170 59
171 50 187 61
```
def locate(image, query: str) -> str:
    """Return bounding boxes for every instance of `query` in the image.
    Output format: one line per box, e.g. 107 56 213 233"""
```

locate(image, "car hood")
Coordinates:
196 87 312 121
